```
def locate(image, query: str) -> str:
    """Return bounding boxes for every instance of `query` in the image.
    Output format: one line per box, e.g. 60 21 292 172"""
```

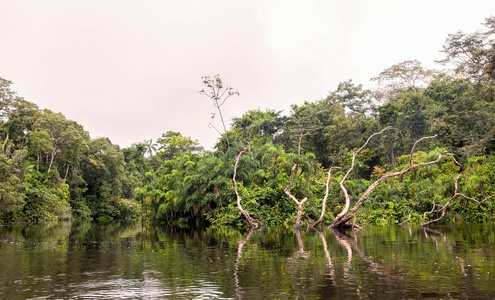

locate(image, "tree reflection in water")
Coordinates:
2 222 495 299
234 226 263 300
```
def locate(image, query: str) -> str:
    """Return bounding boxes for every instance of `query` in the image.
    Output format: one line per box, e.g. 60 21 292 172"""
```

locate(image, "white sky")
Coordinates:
1 0 494 149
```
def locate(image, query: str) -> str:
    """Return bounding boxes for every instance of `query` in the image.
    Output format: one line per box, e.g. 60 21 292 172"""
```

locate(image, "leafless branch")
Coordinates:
233 149 263 228
422 174 495 226
284 164 308 229
332 127 399 226
330 128 461 228
312 166 341 227
409 135 437 166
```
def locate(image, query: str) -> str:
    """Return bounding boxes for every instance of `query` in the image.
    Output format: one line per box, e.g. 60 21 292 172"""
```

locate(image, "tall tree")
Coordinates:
372 59 437 101
143 139 157 157
325 80 375 117
28 129 53 172
0 153 25 222
156 131 203 160
229 109 286 146
199 74 239 148
436 16 495 79
0 77 17 121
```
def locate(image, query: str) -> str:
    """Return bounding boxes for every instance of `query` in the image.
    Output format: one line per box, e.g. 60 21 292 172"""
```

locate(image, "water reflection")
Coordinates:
234 226 262 300
1 222 495 299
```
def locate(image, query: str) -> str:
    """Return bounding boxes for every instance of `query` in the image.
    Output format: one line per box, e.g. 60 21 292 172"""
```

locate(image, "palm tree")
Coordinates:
144 139 157 157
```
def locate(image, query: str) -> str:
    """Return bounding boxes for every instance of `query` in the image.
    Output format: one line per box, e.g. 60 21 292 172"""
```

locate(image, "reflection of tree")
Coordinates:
234 227 262 300
423 227 470 278
291 228 309 260
330 228 408 297
313 228 334 281
330 228 353 281
422 226 480 299
286 228 311 299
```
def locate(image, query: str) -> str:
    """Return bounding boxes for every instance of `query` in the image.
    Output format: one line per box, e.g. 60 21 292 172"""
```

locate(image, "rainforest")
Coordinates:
1 17 495 229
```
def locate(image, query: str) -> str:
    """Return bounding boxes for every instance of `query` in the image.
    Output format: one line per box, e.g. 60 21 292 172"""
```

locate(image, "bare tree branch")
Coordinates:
409 135 437 166
284 164 308 229
312 166 341 227
422 174 495 226
199 75 238 148
233 149 263 228
330 128 461 228
332 126 398 226
398 214 411 226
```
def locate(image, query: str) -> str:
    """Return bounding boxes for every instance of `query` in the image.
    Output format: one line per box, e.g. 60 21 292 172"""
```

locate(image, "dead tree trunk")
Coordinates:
331 126 398 228
284 164 308 229
233 149 263 229
312 166 341 227
422 174 495 226
330 132 460 229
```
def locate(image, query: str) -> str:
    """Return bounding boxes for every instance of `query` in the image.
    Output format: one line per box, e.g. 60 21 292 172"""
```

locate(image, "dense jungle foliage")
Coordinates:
1 17 495 227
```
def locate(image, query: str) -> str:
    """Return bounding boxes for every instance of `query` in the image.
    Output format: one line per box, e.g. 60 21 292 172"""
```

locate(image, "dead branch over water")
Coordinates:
312 166 341 227
233 149 263 229
284 164 309 229
330 130 460 228
422 174 495 226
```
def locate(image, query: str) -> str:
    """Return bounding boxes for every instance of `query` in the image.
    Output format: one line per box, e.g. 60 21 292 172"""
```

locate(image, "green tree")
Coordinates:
0 77 17 121
325 80 375 117
372 59 437 101
0 153 25 222
28 129 53 172
424 75 495 157
156 131 203 160
228 109 286 146
437 16 495 79
143 139 157 157
81 137 139 221
23 171 71 222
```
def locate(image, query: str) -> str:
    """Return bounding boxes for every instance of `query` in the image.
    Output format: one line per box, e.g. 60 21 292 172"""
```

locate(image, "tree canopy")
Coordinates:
1 16 495 228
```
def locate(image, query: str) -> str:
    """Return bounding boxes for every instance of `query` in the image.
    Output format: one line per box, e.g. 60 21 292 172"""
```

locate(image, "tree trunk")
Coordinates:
284 164 308 229
331 127 397 227
36 152 40 172
64 164 70 181
233 149 263 228
312 166 341 227
47 151 56 173
297 130 304 155
330 131 462 229
422 174 495 226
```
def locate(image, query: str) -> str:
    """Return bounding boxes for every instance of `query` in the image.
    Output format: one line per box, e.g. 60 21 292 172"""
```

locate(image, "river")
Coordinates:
1 221 494 299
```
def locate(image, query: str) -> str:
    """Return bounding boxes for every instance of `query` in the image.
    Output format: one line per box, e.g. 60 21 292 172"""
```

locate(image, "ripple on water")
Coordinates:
71 273 230 299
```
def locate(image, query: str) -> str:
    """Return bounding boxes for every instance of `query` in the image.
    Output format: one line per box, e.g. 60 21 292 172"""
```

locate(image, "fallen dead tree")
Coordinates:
422 174 495 226
233 128 475 229
284 164 309 229
284 163 342 229
233 149 264 229
312 166 341 228
329 129 460 229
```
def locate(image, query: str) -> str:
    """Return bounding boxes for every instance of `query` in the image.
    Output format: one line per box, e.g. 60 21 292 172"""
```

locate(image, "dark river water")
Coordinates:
1 221 495 299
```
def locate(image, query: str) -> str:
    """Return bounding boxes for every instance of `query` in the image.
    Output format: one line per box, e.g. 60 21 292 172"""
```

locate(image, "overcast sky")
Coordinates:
2 0 494 149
